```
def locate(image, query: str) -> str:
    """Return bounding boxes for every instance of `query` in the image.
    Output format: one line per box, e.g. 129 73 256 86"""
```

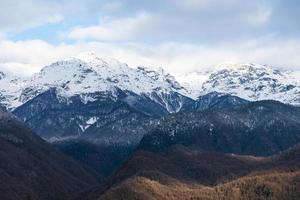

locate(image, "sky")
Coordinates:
0 0 300 76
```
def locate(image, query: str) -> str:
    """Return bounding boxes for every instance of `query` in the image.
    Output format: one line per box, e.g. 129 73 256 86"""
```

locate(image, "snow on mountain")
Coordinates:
3 54 300 111
7 52 188 111
0 71 26 109
175 70 210 99
179 63 300 105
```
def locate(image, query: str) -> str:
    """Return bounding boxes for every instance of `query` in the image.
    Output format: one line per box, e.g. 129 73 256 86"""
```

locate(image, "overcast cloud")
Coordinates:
0 0 299 76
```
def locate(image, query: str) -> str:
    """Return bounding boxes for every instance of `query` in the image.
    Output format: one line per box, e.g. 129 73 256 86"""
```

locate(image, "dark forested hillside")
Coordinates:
0 109 98 200
139 100 300 156
84 144 300 200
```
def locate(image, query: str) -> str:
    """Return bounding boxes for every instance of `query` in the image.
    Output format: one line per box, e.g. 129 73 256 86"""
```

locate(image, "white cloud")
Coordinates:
68 12 154 41
0 0 298 79
0 0 65 32
0 39 79 76
64 0 275 44
0 62 38 77
1 36 300 77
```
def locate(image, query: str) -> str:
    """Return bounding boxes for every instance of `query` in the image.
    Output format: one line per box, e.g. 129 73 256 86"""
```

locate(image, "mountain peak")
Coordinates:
3 56 300 110
5 54 189 111
217 62 268 69
75 51 98 62
200 63 300 104
73 52 123 67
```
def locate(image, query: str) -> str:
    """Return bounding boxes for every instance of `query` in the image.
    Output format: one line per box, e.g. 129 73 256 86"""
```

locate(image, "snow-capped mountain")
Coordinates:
11 52 194 142
12 52 190 113
3 55 300 143
4 57 300 111
179 63 300 105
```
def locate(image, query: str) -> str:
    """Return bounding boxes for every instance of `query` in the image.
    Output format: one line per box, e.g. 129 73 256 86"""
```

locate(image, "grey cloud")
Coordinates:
1 0 299 44
65 0 300 44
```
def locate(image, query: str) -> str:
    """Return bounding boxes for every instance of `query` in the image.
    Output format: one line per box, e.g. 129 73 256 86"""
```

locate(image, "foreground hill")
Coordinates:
100 170 300 200
86 144 300 200
0 108 98 200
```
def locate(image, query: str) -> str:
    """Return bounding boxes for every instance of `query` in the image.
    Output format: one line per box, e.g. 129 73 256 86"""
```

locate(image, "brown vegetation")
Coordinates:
100 170 300 200
84 144 300 200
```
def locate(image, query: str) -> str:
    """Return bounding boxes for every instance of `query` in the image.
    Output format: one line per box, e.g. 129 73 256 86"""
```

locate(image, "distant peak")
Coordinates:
74 52 123 66
216 62 271 71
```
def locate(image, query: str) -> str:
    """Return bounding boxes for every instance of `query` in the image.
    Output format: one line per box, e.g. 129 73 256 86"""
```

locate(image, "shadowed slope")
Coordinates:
0 109 98 200
83 144 300 200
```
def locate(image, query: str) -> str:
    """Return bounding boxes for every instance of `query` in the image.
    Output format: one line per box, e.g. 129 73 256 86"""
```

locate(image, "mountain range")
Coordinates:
1 53 300 176
1 53 300 143
1 53 300 200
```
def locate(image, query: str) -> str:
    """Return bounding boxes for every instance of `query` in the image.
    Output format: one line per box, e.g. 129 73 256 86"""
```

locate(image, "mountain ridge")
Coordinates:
139 100 300 156
2 52 189 112
2 54 300 112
